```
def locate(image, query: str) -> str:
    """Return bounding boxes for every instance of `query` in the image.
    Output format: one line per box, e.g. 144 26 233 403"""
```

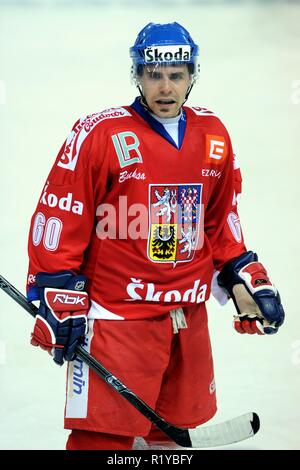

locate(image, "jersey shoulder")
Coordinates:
185 105 229 135
55 106 135 173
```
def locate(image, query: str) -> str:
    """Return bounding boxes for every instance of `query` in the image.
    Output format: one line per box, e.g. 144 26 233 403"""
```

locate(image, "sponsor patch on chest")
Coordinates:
205 134 227 164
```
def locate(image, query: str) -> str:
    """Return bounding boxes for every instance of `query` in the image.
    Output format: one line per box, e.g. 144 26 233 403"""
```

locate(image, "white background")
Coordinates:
0 0 299 450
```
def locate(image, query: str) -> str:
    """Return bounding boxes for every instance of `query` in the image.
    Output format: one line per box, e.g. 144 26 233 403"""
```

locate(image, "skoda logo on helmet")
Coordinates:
144 45 191 63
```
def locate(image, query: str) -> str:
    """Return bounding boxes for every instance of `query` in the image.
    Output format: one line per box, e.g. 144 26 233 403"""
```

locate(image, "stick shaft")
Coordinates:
0 274 192 447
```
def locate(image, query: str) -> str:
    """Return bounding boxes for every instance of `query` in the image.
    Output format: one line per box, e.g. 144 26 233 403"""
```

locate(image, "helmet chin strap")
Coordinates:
137 82 194 115
137 85 152 113
182 82 194 105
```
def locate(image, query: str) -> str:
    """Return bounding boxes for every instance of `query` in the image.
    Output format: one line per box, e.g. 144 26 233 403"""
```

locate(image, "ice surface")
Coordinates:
0 2 299 450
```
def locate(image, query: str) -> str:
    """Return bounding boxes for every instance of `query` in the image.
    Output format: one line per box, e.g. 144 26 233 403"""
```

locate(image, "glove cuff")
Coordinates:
217 251 258 295
36 270 87 292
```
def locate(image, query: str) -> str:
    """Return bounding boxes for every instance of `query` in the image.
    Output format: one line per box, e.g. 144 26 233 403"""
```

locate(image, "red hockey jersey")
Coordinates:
27 97 246 320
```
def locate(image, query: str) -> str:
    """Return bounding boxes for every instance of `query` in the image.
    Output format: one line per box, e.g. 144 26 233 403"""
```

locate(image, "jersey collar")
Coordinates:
130 97 186 150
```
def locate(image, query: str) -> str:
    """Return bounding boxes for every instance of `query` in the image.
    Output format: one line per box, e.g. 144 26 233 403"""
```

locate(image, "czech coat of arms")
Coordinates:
148 184 202 264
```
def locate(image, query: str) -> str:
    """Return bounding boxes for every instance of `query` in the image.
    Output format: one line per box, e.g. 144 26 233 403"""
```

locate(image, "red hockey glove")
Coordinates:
30 271 89 365
217 251 285 335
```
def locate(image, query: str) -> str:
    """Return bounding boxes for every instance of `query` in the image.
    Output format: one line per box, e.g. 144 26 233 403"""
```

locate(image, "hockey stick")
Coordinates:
0 274 260 448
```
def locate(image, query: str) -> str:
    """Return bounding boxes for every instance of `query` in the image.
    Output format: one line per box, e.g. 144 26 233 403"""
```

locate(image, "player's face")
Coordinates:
139 64 191 118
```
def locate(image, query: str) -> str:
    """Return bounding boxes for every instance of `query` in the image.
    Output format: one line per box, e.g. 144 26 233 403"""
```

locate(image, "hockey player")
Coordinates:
26 22 285 450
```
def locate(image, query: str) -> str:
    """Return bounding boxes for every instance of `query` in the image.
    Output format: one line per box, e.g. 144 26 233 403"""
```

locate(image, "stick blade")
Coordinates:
189 412 260 448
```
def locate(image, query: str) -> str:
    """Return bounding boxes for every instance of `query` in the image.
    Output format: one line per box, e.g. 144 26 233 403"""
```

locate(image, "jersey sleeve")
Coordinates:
26 116 109 301
204 134 247 273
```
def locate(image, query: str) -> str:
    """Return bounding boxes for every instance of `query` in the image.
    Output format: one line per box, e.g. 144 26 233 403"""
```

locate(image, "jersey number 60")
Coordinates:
32 212 62 251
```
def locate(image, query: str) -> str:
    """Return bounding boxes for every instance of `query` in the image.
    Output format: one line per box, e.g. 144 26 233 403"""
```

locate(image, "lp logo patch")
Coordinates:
112 131 143 168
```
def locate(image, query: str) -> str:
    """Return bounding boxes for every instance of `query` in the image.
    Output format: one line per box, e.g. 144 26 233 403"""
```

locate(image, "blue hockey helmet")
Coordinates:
130 22 199 81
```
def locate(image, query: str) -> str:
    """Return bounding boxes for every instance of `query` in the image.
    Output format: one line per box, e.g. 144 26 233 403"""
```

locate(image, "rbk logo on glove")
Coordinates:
30 271 90 365
48 291 88 307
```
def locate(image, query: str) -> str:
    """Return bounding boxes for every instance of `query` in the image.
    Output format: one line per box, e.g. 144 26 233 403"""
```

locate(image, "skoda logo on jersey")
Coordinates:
144 45 191 63
148 184 203 265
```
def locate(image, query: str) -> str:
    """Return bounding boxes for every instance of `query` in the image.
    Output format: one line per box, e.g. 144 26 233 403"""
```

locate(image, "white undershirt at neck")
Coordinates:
150 112 181 147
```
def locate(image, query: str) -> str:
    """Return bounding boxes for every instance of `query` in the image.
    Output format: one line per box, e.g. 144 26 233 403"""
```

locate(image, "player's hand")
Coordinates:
30 271 89 365
217 251 285 335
